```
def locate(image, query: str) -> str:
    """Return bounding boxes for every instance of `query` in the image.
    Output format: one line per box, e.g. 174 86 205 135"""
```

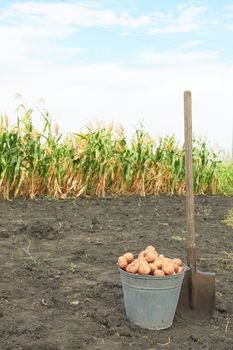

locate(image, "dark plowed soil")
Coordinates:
0 195 232 350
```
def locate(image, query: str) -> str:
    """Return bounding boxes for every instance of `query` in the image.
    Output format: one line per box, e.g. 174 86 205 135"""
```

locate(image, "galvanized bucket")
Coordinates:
119 265 188 330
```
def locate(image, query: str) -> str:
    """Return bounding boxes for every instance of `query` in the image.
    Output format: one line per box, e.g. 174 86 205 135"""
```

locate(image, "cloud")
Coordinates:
140 50 218 65
225 4 233 17
0 1 152 66
0 1 210 66
148 4 207 34
181 40 203 49
0 1 208 40
224 4 233 30
225 24 233 31
0 1 152 40
0 25 86 68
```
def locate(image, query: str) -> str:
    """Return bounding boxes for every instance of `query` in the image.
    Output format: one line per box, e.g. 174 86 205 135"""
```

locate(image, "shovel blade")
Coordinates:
176 270 215 319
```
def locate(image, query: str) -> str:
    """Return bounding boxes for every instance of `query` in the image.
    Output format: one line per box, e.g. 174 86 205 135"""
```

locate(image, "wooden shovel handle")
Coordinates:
184 91 196 270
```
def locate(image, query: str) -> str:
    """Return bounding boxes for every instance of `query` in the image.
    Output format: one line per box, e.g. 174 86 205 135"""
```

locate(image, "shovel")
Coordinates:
176 91 215 319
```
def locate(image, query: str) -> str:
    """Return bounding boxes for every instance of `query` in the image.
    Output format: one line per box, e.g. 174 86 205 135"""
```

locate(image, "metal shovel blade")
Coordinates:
177 269 215 319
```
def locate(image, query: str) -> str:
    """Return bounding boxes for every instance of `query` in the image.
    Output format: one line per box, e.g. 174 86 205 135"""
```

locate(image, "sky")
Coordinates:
0 0 233 154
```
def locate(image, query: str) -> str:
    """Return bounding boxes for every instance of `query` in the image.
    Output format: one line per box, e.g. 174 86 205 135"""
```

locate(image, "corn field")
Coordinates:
0 106 232 199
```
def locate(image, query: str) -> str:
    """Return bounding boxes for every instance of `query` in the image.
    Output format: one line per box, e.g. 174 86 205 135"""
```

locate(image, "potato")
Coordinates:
154 269 165 277
138 262 151 275
149 262 157 273
131 258 141 266
154 259 163 269
173 258 183 266
138 250 147 258
145 251 157 263
173 263 179 273
145 245 156 252
126 261 139 274
118 247 184 278
162 263 174 275
178 266 184 273
117 256 128 269
123 252 134 263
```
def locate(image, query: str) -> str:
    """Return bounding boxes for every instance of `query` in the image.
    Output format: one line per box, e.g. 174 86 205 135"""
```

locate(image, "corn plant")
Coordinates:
0 106 231 199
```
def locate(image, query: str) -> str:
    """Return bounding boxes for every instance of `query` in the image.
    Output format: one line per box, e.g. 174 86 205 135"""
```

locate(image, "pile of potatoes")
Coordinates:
117 245 184 276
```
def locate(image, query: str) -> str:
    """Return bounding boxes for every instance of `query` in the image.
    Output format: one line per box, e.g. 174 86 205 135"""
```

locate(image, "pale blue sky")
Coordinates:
0 1 233 154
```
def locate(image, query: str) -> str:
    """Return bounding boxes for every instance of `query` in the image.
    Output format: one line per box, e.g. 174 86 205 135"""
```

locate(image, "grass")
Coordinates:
0 105 233 199
171 235 186 241
67 262 78 273
11 239 49 267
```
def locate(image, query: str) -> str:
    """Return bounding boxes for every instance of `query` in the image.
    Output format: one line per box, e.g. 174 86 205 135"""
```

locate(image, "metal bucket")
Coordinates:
119 265 188 330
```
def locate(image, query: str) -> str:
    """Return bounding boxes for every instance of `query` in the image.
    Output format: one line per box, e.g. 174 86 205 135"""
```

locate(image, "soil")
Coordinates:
0 194 232 350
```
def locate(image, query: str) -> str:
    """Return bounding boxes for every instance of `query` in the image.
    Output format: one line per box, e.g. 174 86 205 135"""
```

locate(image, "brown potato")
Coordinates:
138 256 147 262
145 245 156 252
131 258 141 267
118 249 184 277
154 259 163 269
162 263 175 275
126 261 139 274
145 251 157 263
117 256 128 269
173 263 179 273
173 258 183 266
178 266 184 273
138 262 151 275
149 263 157 273
138 250 147 258
154 269 165 277
123 252 134 263
163 257 172 263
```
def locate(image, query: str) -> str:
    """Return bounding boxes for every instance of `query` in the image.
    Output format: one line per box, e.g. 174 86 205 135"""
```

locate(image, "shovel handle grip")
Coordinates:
184 91 196 269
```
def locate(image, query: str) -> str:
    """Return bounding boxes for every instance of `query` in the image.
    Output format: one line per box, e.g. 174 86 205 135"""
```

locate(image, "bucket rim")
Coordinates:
118 263 189 280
